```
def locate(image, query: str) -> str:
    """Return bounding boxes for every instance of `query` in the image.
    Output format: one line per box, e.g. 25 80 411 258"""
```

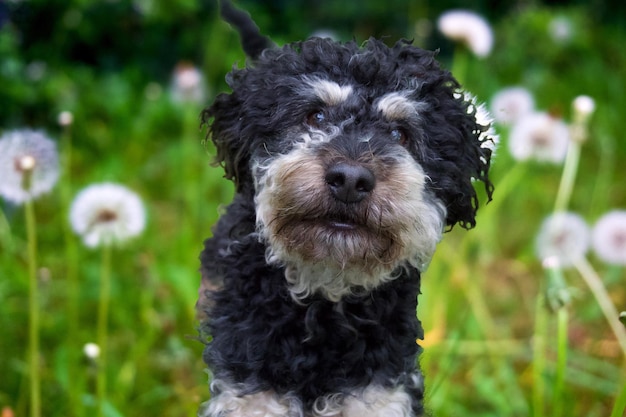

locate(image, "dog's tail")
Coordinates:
219 0 274 59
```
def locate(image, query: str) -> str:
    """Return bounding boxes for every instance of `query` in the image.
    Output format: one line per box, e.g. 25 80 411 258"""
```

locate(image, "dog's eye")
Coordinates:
391 128 408 146
306 111 326 128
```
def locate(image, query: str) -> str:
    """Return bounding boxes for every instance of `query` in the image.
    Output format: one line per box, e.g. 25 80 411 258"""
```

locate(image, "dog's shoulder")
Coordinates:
198 192 259 314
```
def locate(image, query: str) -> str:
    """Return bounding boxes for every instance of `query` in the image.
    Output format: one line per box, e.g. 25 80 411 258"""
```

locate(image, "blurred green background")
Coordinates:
1 0 625 416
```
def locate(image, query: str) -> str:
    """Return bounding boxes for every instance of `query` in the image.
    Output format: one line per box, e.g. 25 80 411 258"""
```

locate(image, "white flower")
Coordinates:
0 129 60 205
490 87 535 125
57 111 74 127
508 112 570 163
83 342 101 359
437 10 494 58
170 63 207 105
572 95 595 120
591 211 626 265
548 16 573 44
70 183 146 248
536 212 590 268
570 95 595 143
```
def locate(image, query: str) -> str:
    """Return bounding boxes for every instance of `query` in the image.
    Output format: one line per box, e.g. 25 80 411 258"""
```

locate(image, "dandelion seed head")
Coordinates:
25 61 46 81
573 95 595 119
542 255 561 269
536 212 590 268
437 10 494 58
0 129 60 205
70 183 146 248
17 155 37 172
170 63 207 105
570 95 595 144
548 16 573 44
508 112 570 163
83 342 100 359
58 111 74 127
490 87 535 125
591 210 626 265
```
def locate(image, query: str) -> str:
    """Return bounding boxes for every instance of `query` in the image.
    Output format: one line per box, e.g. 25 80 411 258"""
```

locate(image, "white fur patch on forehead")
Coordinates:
307 78 353 106
376 92 425 121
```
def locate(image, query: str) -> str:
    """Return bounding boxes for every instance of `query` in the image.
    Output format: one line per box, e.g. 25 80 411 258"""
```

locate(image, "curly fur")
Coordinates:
203 37 493 227
197 1 495 416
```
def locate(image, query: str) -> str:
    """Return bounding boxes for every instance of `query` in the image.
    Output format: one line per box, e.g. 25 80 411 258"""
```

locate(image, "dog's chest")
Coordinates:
205 259 422 399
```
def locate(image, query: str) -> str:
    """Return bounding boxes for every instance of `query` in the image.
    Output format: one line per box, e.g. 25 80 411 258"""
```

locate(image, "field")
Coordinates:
1 1 625 416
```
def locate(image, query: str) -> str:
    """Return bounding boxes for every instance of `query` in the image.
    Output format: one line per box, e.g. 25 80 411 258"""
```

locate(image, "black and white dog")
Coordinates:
198 1 495 415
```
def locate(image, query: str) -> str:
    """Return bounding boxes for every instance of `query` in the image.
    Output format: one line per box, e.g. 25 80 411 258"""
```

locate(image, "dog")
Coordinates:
197 1 495 416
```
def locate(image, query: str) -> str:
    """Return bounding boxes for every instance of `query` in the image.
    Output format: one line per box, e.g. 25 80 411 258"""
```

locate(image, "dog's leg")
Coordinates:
199 379 303 417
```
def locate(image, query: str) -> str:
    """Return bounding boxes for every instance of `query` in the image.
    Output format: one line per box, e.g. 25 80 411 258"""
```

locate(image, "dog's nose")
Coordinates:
325 163 375 203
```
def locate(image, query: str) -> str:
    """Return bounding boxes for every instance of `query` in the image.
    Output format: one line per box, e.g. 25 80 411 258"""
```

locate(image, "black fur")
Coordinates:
219 0 273 59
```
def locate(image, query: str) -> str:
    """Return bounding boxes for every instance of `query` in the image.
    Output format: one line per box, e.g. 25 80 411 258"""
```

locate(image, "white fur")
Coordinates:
200 380 417 417
376 92 427 122
254 146 446 302
340 385 414 417
306 78 354 106
200 380 303 417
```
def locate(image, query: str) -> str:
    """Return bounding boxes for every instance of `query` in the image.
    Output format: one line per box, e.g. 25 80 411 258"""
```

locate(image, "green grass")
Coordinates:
1 2 625 416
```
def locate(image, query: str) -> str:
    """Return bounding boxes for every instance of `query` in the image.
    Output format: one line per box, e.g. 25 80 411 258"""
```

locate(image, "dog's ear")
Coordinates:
202 82 253 192
379 42 494 230
419 86 495 230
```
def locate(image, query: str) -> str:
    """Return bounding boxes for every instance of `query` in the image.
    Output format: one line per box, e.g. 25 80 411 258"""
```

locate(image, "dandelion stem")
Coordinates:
610 370 626 417
25 199 41 417
574 257 626 355
60 113 82 417
545 110 582 417
542 260 570 415
553 140 581 214
183 105 200 231
553 307 568 417
97 244 113 417
451 45 469 86
0 208 14 254
532 292 547 417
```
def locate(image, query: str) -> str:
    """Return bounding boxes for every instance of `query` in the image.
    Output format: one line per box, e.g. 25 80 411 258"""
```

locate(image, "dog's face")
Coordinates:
204 38 494 301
